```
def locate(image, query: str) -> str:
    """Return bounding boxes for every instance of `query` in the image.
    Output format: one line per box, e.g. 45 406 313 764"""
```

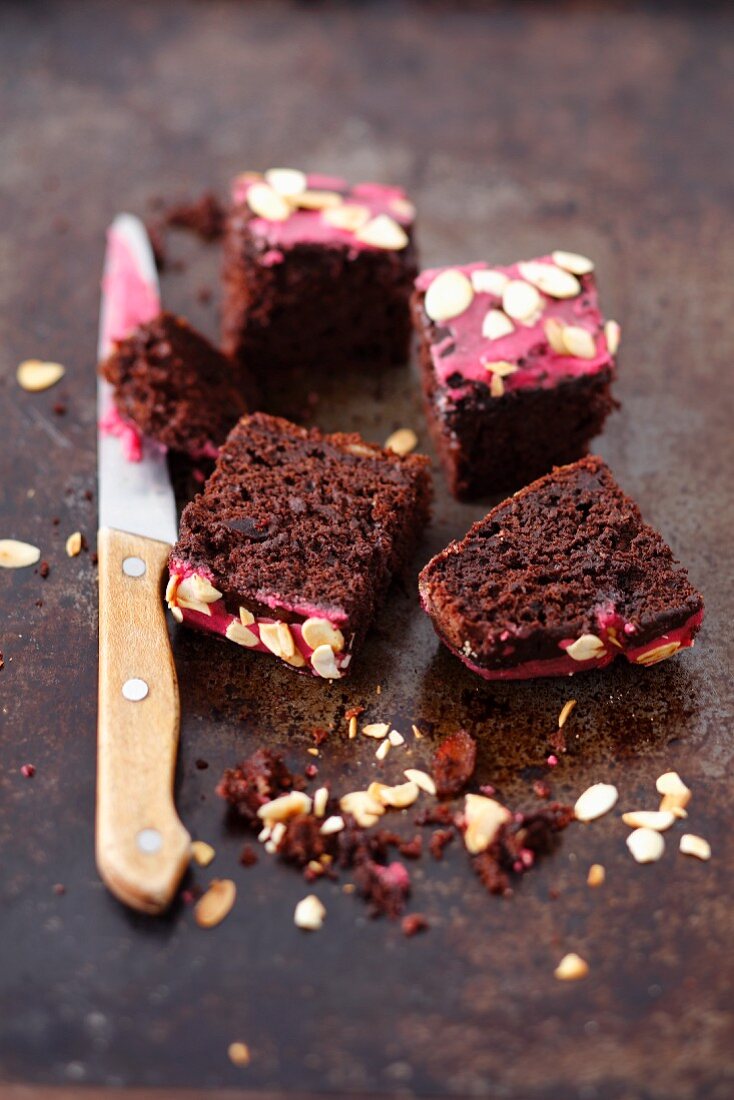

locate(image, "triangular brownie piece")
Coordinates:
419 456 704 680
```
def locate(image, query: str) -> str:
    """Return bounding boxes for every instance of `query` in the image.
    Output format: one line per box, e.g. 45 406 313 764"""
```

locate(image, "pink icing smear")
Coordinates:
439 609 703 681
231 172 414 253
101 225 160 350
98 404 144 463
415 259 614 398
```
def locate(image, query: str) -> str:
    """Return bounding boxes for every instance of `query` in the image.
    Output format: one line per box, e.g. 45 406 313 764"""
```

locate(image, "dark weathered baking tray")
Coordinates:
1 1 732 1097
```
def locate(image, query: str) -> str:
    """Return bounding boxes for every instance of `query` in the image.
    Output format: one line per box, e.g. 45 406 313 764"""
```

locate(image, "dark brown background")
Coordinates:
1 1 733 1097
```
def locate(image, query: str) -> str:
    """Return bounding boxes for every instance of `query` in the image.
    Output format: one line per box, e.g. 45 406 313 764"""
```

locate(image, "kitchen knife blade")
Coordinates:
96 213 190 915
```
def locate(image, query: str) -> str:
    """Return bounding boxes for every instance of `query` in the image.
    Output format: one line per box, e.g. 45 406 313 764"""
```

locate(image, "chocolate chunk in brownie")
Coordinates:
419 455 704 680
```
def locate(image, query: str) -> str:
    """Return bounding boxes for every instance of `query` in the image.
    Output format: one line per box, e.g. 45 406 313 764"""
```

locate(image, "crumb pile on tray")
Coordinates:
167 411 432 678
419 455 704 680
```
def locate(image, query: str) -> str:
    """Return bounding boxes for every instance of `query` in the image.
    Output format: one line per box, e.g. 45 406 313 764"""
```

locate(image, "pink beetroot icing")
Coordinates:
168 559 352 677
101 225 160 350
231 172 414 254
415 259 614 399
438 608 704 682
98 403 144 463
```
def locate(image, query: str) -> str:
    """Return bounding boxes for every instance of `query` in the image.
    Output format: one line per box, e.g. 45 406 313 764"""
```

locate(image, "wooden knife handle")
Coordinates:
96 527 191 914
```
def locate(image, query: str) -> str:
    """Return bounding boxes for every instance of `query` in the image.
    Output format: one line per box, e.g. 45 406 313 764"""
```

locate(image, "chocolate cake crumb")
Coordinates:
52 402 66 416
52 883 66 896
239 844 258 867
164 191 226 241
472 801 574 896
429 828 455 860
277 814 330 867
398 835 423 860
402 913 429 937
195 758 209 770
415 804 456 827
39 561 50 578
217 749 301 825
354 859 411 918
432 730 477 798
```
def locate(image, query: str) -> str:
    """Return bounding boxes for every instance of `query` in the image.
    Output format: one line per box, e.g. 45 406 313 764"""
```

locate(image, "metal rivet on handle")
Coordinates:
122 678 149 702
137 828 162 854
122 556 146 577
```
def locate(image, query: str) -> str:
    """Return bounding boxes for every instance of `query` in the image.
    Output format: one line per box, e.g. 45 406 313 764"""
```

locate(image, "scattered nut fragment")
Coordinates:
502 279 542 322
375 739 391 762
565 634 606 662
626 827 665 863
463 793 512 854
471 268 509 296
635 641 681 666
323 202 371 232
228 1041 251 1067
587 864 605 887
257 791 312 824
340 790 384 828
191 840 216 867
388 729 405 747
424 269 474 322
354 214 408 250
552 250 594 276
246 182 292 221
66 530 82 558
363 722 389 739
348 715 358 740
294 894 326 931
411 724 424 739
384 427 418 456
311 643 341 679
489 375 505 398
622 810 676 832
0 539 41 569
656 771 691 815
558 699 577 728
574 783 619 823
313 787 329 818
404 768 436 796
679 834 711 861
320 815 345 835
561 325 597 360
604 319 621 355
377 781 420 810
170 606 183 623
554 953 589 981
225 619 259 647
518 261 581 299
177 573 223 605
482 308 515 340
301 617 344 653
264 167 307 197
194 879 236 928
17 359 65 392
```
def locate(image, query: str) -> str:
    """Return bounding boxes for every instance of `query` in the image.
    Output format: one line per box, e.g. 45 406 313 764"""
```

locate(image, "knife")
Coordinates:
96 213 191 914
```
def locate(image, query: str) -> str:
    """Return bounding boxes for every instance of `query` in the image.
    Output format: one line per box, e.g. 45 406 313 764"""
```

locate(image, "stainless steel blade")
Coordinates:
97 214 178 545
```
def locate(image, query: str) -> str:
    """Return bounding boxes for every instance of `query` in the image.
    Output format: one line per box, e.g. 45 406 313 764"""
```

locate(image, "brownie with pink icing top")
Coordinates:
412 253 619 498
419 456 703 681
222 168 417 386
167 411 432 679
99 311 253 461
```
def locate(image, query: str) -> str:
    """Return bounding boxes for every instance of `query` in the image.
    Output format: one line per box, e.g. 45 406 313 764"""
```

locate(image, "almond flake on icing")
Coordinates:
482 308 515 340
552 250 595 275
484 360 518 378
519 261 581 299
239 606 255 626
389 196 416 220
301 617 345 652
177 574 222 604
470 269 509 296
295 189 343 210
354 214 409 250
322 203 371 232
561 325 596 360
246 182 292 221
544 317 569 354
635 641 681 666
565 634 606 662
311 643 342 679
502 279 542 322
259 621 294 659
225 619 259 648
424 269 474 322
264 167 307 197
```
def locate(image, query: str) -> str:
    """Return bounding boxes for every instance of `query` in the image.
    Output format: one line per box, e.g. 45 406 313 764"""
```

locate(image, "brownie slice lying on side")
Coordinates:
419 456 704 680
167 412 432 679
99 311 252 460
412 254 618 499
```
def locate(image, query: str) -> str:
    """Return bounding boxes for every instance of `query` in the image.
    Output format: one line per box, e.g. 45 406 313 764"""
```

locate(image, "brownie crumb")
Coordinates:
39 561 50 578
402 913 429 937
415 804 455 827
429 828 455 859
195 758 209 770
20 764 36 778
398 834 423 860
164 191 225 242
472 801 574 896
432 730 477 798
533 779 552 800
52 883 66 896
239 844 258 867
217 749 301 825
52 402 67 416
354 859 411 919
278 814 330 867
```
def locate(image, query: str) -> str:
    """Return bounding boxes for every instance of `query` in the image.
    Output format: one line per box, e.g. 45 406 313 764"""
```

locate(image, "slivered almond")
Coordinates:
518 261 581 299
194 879 236 928
313 787 329 818
296 189 342 210
363 722 389 739
170 606 183 623
389 196 416 220
656 772 691 810
565 634 606 662
622 810 676 831
627 827 665 863
471 268 509 296
635 641 681 666
177 574 222 604
605 319 621 355
558 699 577 728
311 643 341 679
378 780 419 809
679 834 711 861
225 619 259 647
323 202 371 232
257 791 311 824
354 214 408 250
482 308 514 340
384 427 418 456
348 715 358 740
259 621 295 659
239 606 256 626
484 360 518 378
544 317 568 354
562 325 596 360
246 182 292 221
264 167 307 197
301 617 344 652
191 840 216 867
404 768 436 796
0 539 41 568
375 739 391 761
294 894 326 930
587 864 605 887
320 815 345 835
424 269 474 322
574 783 618 823
554 953 589 981
339 790 384 827
463 794 511 854
552 250 594 275
65 532 83 557
502 279 542 322
17 359 65 392
388 729 405 747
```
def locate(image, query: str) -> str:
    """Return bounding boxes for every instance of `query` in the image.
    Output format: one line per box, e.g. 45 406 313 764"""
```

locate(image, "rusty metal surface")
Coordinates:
1 1 733 1097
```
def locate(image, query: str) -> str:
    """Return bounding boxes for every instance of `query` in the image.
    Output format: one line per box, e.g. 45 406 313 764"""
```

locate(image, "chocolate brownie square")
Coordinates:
99 311 253 461
411 253 619 499
419 455 704 680
167 412 432 679
221 169 418 386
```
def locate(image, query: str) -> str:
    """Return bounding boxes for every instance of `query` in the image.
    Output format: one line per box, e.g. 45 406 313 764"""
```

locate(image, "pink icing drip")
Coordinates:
440 609 703 682
415 259 613 397
231 173 414 251
99 404 144 463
